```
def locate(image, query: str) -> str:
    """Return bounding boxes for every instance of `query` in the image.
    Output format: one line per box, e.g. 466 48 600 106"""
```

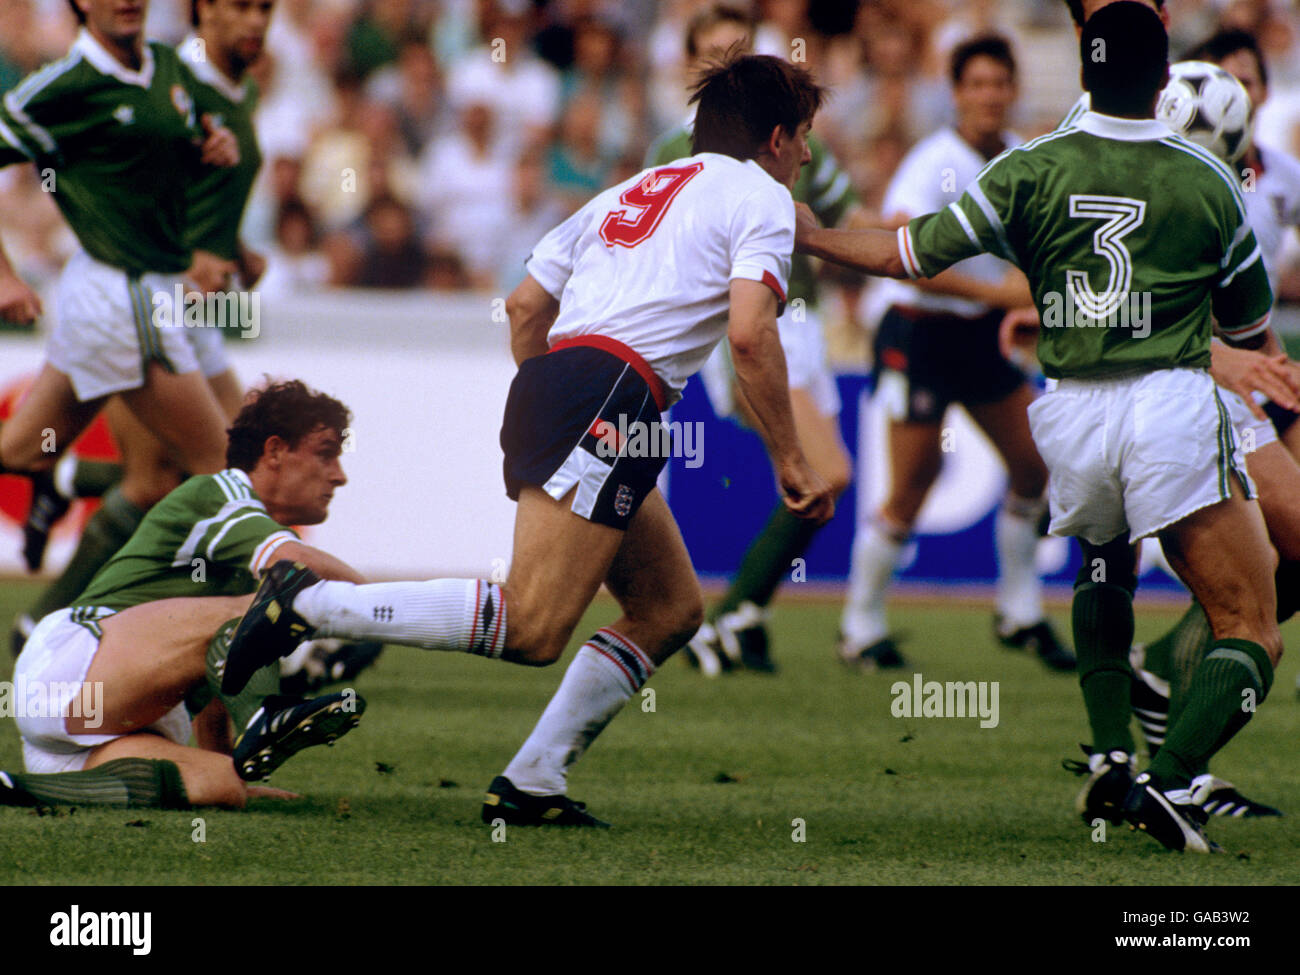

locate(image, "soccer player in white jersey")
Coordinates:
219 54 835 827
839 35 1074 674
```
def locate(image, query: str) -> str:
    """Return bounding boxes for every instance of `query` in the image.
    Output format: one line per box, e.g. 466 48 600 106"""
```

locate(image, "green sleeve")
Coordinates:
904 150 1022 278
1213 243 1274 342
803 136 858 228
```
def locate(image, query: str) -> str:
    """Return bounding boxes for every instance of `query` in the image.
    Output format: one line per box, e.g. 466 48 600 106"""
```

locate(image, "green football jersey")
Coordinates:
646 125 857 307
902 111 1273 379
71 469 298 625
179 36 261 261
0 29 206 275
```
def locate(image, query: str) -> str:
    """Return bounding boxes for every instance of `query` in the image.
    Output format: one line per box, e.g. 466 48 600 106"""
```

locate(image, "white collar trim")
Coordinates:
179 34 247 103
1075 110 1171 142
73 27 154 88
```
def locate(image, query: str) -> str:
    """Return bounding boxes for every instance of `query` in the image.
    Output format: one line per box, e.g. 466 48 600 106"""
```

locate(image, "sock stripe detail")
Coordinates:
1205 646 1263 692
467 582 506 659
589 630 652 692
468 581 483 651
596 628 653 675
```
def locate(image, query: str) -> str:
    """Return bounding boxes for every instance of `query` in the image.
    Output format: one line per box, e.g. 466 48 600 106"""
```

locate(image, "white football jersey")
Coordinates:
1245 143 1300 294
875 127 1021 319
525 153 794 404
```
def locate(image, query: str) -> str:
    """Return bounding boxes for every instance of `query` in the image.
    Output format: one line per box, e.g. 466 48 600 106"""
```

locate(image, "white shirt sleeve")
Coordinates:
880 142 936 220
728 181 794 303
524 207 587 299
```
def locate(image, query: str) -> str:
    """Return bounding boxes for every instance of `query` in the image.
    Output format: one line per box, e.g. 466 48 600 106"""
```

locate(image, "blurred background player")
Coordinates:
218 54 835 827
1 380 367 809
647 3 855 675
838 34 1074 673
0 0 239 645
11 0 272 654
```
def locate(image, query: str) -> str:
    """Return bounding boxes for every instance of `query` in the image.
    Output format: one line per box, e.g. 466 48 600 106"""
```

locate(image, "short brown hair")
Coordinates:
689 54 824 161
685 4 753 58
226 379 352 472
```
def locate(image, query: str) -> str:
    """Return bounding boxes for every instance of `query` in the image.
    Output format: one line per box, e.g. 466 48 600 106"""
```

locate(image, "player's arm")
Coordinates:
0 246 41 324
1209 337 1300 417
506 275 560 365
0 86 53 323
728 279 833 522
270 540 366 584
1214 226 1276 352
797 205 909 277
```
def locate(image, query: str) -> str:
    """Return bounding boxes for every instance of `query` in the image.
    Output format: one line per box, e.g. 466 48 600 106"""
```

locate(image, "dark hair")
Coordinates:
1190 28 1269 87
191 0 200 27
66 0 85 24
1064 0 1164 28
690 53 824 160
1081 2 1168 117
226 380 352 472
950 34 1017 85
685 4 753 58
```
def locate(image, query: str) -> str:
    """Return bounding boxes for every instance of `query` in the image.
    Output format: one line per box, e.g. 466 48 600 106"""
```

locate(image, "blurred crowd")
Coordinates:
3 0 1300 304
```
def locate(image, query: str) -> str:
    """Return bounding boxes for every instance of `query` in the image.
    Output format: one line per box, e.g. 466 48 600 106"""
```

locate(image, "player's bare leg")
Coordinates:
967 385 1072 668
17 399 188 642
116 362 227 475
695 385 850 674
840 419 941 665
1243 440 1300 562
66 595 253 737
206 368 245 421
81 733 249 808
493 490 702 817
1147 485 1281 793
0 364 103 472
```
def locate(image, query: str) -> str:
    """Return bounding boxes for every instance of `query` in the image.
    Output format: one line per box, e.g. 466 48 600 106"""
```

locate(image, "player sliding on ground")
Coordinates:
219 53 835 827
0 382 367 810
793 3 1282 853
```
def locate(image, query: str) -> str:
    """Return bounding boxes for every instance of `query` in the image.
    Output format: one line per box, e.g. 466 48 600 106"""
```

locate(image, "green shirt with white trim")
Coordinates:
0 29 206 275
899 111 1273 379
178 36 261 261
71 469 298 617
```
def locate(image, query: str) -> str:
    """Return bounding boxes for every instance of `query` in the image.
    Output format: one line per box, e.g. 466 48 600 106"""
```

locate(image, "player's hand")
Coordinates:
185 249 238 293
245 785 302 800
199 113 240 167
1209 342 1300 418
999 305 1040 362
777 455 835 523
794 202 822 250
0 271 42 325
237 245 267 288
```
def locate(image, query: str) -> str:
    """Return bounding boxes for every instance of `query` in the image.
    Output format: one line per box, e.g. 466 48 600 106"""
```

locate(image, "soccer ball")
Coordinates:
1156 60 1253 165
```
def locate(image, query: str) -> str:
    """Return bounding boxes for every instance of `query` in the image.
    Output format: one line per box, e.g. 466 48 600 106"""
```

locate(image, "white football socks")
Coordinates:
840 519 906 650
503 629 655 796
995 493 1047 632
292 578 507 658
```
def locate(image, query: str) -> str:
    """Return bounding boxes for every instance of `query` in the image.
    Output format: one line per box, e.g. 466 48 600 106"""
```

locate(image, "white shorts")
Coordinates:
1028 368 1254 545
1220 388 1278 455
699 305 841 421
13 609 192 773
46 249 203 401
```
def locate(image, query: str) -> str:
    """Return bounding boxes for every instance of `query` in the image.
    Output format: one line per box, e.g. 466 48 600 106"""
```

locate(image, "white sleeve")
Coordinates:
524 207 586 299
880 144 934 220
728 182 794 304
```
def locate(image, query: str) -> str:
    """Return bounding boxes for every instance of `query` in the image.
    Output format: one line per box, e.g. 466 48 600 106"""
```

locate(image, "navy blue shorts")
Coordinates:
874 305 1026 424
500 336 669 530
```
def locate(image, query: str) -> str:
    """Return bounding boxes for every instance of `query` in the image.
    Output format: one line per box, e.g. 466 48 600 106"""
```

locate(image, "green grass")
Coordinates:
2 579 1299 885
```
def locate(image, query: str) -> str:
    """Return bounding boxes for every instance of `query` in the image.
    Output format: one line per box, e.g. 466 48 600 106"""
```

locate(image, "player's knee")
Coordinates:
186 766 247 809
0 430 53 473
824 454 853 498
671 595 705 649
504 622 569 667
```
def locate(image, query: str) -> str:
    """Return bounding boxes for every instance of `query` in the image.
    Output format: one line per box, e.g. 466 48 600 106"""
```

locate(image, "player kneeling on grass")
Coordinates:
217 53 835 827
0 381 369 809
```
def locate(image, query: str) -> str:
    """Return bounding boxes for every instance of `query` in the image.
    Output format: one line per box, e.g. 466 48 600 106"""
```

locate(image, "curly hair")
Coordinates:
226 379 352 472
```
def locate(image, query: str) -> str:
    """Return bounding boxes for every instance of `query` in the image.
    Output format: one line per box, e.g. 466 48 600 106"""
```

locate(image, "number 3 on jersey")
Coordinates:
600 162 704 248
1065 194 1146 320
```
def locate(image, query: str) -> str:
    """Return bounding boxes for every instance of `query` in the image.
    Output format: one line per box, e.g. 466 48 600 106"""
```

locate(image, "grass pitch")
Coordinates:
1 579 1298 886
